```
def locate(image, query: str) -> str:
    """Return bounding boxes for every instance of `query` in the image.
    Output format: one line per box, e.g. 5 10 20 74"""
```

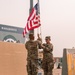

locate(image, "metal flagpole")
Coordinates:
37 0 39 35
24 0 33 43
30 0 34 34
37 1 43 75
37 0 42 42
38 0 42 41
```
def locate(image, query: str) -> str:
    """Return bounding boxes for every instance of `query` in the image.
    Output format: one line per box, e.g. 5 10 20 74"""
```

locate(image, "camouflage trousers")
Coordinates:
26 59 38 75
42 60 54 75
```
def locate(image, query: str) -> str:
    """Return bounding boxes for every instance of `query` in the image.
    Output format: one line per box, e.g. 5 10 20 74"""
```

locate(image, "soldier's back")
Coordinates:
25 40 38 59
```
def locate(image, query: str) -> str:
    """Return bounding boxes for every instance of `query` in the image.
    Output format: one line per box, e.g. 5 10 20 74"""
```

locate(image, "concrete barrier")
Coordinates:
0 41 27 75
62 48 75 75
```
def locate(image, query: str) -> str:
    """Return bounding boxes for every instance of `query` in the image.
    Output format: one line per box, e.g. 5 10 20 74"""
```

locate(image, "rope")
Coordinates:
37 0 42 41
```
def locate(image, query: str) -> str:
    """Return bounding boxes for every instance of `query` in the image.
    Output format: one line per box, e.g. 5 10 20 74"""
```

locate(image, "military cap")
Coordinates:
45 36 51 40
29 33 34 37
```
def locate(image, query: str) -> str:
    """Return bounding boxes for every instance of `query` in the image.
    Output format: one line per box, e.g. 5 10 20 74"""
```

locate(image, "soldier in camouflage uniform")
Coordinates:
41 36 54 75
25 33 39 75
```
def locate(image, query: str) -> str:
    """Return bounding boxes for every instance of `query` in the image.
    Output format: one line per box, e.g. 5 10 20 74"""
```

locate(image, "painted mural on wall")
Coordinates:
3 35 17 43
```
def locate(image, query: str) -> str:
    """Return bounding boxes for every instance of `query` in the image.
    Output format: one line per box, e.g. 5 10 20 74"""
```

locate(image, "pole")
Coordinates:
30 0 34 34
37 0 42 40
30 0 33 12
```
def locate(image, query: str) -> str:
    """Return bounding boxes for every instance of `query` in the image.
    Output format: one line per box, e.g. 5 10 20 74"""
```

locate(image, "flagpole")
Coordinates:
30 0 34 34
37 0 42 40
37 0 39 35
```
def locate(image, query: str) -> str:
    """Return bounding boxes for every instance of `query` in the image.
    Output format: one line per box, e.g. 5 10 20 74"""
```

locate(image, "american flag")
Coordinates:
23 3 41 37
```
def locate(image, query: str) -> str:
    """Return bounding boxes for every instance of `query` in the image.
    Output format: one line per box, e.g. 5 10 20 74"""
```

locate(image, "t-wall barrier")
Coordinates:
0 41 27 75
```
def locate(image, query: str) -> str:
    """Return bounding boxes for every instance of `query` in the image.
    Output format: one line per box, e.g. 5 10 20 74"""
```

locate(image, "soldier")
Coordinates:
25 33 39 75
41 36 54 75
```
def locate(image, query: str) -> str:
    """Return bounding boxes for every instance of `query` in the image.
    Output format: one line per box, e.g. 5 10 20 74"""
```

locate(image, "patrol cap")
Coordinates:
45 36 51 40
29 33 34 37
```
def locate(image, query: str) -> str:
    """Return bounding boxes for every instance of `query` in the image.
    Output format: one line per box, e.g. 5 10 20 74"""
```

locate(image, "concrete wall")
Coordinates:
0 41 27 75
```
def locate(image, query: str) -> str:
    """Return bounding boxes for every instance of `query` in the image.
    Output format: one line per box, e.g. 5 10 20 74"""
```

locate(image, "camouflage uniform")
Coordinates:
42 36 54 75
25 37 38 75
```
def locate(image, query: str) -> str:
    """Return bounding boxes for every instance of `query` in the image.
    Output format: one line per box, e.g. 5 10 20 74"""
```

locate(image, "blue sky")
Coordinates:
0 0 75 57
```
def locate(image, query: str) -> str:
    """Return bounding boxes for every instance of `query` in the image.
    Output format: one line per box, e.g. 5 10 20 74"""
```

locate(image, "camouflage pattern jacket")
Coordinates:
25 40 38 60
43 43 53 62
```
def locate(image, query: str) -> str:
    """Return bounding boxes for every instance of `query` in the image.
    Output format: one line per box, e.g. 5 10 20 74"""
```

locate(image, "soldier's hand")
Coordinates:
37 40 42 44
41 44 45 48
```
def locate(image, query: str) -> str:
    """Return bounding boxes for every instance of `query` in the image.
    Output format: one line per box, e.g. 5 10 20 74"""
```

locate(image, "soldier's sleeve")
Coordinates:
49 44 53 52
42 43 46 46
25 42 28 49
36 40 42 49
44 43 53 52
40 43 46 49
